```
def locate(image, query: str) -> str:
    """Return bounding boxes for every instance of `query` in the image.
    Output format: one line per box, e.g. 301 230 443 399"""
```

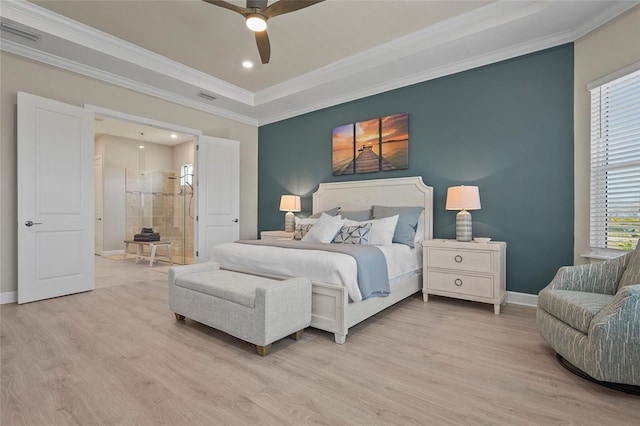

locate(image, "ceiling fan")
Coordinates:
203 0 324 64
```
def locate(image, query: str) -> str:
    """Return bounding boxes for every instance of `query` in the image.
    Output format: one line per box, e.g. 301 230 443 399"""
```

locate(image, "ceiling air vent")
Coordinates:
1 20 41 42
197 91 217 101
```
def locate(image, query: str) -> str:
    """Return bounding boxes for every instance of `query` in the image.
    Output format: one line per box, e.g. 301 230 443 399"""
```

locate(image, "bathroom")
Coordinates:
94 116 195 266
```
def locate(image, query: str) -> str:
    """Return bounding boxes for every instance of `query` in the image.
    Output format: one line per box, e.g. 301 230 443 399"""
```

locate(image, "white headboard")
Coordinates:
313 176 433 240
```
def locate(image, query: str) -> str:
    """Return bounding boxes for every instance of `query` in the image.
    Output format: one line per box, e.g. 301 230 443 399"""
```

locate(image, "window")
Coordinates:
180 164 193 187
589 66 640 251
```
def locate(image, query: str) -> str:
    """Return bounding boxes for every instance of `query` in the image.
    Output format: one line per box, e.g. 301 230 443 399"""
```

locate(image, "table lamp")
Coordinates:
280 195 301 232
446 186 481 242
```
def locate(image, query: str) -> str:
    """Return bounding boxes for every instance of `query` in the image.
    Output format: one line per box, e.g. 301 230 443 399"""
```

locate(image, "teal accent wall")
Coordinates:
258 44 574 295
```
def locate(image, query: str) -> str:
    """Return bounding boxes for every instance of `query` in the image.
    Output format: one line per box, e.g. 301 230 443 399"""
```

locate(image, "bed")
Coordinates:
213 176 433 343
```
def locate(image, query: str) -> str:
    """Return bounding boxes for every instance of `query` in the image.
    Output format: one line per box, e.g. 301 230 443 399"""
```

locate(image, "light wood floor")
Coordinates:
1 256 638 425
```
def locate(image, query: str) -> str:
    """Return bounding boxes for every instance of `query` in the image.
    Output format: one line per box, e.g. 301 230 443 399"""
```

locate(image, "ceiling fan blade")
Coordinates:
255 30 271 64
202 0 247 16
264 0 325 19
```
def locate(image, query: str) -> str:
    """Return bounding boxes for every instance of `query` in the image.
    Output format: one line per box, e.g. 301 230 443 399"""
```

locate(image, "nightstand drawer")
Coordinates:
426 271 493 298
427 248 493 273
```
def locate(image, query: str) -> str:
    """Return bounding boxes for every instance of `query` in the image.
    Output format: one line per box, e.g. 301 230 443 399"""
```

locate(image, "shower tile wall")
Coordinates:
125 169 194 264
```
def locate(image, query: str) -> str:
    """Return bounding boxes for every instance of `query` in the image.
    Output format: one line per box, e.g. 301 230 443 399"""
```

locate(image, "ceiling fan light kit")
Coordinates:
204 0 325 64
246 14 267 32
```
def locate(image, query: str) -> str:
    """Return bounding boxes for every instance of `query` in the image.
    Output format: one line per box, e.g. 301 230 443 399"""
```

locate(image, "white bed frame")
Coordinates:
309 176 433 343
223 176 433 343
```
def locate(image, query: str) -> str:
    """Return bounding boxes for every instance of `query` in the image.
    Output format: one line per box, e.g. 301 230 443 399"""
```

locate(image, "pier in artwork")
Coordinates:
347 145 396 174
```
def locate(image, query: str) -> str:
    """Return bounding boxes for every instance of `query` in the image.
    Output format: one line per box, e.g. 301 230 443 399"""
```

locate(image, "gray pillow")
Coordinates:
339 209 372 221
309 207 340 219
372 205 424 248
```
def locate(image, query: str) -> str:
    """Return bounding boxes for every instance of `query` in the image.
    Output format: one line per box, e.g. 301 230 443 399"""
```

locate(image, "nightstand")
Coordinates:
260 230 294 240
422 239 507 314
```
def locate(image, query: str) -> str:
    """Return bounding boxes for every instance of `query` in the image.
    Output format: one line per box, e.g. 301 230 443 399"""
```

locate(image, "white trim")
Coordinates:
587 61 640 91
0 0 254 105
1 39 259 126
2 0 637 126
570 1 640 42
256 29 576 125
580 250 628 261
85 104 203 136
255 1 547 105
1 291 17 305
506 291 538 308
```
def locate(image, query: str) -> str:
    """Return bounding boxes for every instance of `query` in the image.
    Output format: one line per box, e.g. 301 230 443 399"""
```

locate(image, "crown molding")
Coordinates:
0 39 258 126
570 1 639 40
254 1 548 105
256 28 576 125
1 0 255 105
2 0 638 128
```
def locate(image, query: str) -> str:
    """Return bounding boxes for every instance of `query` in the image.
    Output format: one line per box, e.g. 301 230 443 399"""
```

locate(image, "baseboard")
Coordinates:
101 249 124 257
506 291 538 307
1 291 17 304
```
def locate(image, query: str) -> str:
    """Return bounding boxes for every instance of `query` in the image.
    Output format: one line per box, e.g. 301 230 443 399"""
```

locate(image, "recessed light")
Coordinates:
139 145 145 149
170 133 178 139
242 60 254 69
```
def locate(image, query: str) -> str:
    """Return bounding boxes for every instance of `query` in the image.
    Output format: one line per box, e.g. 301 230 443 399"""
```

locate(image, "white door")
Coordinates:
94 155 104 255
18 92 95 304
196 136 239 262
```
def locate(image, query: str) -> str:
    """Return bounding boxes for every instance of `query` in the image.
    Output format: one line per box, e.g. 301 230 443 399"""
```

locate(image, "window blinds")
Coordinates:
590 69 640 251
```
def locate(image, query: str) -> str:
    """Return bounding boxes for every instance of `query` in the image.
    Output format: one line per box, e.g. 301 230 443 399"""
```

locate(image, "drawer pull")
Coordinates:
454 255 463 263
454 278 463 286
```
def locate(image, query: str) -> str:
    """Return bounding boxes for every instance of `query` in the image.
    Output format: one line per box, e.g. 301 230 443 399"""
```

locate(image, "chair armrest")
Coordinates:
588 285 640 383
168 262 220 284
542 256 627 295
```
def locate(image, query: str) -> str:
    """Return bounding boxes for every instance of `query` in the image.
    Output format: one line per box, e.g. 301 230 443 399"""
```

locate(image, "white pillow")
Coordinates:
302 213 345 243
295 216 318 226
344 215 398 245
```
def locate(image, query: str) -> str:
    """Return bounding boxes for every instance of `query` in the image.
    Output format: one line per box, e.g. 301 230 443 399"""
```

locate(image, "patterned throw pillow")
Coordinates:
332 223 372 244
294 224 313 240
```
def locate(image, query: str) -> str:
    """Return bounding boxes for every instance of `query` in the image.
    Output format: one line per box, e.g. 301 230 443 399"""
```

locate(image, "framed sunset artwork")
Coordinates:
332 112 408 176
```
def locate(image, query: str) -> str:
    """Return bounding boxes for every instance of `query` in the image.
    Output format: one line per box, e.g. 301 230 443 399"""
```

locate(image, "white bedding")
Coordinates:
211 242 422 303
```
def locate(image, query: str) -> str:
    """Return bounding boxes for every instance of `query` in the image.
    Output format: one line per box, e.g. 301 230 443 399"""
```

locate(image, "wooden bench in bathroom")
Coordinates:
123 240 173 267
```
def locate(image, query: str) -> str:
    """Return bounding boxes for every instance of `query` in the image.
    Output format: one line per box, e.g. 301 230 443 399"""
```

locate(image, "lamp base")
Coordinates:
456 210 472 242
284 211 295 232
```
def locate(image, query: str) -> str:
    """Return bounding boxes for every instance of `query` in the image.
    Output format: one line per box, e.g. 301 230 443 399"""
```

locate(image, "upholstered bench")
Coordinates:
168 262 311 356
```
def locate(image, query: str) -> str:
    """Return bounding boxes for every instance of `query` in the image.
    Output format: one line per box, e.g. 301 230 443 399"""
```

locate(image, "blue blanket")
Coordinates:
236 240 390 299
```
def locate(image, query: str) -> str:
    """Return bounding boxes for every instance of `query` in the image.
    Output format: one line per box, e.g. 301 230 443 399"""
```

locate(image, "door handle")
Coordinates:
232 218 239 223
97 217 102 221
25 220 43 227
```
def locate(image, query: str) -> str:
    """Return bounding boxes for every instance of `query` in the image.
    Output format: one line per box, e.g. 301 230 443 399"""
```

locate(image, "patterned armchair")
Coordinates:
537 242 640 388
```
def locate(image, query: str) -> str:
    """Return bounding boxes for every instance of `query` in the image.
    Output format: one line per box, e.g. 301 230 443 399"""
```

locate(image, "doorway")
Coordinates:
94 115 196 269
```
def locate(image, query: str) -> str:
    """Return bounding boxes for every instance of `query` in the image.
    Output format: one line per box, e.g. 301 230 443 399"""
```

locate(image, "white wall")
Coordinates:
573 5 640 264
0 52 258 295
172 140 195 172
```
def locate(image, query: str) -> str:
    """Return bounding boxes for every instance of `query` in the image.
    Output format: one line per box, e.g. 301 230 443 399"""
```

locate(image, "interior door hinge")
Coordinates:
196 145 199 151
196 215 199 221
196 251 199 257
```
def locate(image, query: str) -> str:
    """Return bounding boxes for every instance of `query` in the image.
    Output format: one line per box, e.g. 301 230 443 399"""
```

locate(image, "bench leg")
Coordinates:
150 245 157 267
256 344 272 356
289 329 304 341
174 313 185 321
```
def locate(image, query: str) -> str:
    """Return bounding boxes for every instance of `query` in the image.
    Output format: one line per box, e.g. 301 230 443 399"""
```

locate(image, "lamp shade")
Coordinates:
445 186 481 211
279 195 301 212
